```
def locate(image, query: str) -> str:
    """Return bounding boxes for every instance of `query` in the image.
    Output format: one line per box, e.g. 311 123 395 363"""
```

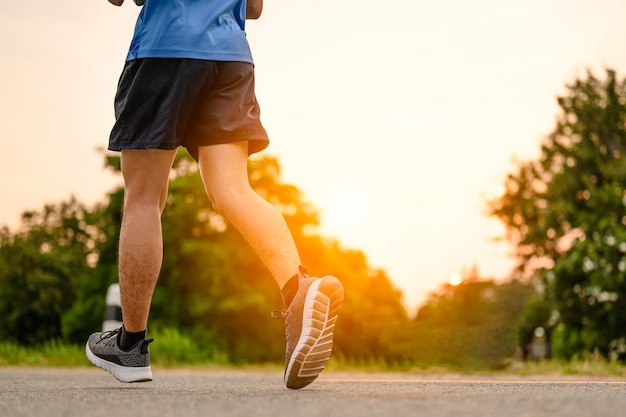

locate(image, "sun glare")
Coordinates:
448 273 463 286
319 181 368 240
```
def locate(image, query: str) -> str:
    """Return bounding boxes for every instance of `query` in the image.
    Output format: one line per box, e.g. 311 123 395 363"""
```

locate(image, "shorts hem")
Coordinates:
108 138 269 156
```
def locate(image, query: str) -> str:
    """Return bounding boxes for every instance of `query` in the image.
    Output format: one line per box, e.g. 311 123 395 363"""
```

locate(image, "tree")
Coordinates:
88 150 413 363
297 237 413 363
488 69 626 359
0 198 100 345
0 149 413 363
61 189 123 344
412 274 535 368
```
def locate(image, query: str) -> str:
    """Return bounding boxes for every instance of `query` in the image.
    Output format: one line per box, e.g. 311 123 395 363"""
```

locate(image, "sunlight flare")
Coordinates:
319 181 368 240
448 273 463 286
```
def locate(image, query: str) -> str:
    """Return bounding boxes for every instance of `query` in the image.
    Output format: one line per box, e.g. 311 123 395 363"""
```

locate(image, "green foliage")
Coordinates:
489 68 626 360
149 327 229 366
0 342 30 365
515 294 554 359
506 354 626 377
0 198 101 345
0 149 412 365
0 340 85 366
413 278 536 368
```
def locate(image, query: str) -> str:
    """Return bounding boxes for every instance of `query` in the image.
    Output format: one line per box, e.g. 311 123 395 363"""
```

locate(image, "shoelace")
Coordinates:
97 329 120 343
271 310 287 319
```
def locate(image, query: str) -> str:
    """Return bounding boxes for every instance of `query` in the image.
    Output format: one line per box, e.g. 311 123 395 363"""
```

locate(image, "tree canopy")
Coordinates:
6 71 624 366
413 273 535 368
488 68 626 359
0 150 412 363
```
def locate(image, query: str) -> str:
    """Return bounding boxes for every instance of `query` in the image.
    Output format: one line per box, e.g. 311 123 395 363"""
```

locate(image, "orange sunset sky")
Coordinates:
2 0 626 311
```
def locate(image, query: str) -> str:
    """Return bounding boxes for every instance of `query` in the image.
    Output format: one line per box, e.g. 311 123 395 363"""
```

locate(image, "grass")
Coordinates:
0 340 86 367
2 333 626 377
504 357 626 378
148 328 230 367
0 328 257 370
322 352 626 377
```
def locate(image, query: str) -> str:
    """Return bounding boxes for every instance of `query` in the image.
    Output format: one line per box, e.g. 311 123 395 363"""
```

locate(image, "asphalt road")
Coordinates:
1 368 626 417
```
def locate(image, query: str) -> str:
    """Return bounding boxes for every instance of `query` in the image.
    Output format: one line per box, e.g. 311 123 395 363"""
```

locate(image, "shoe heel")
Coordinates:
318 276 344 315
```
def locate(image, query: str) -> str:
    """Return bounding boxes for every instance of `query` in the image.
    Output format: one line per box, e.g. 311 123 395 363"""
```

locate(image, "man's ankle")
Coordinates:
118 326 147 351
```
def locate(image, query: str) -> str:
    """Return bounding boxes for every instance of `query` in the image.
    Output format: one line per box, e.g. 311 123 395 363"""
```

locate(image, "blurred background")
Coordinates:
2 0 626 370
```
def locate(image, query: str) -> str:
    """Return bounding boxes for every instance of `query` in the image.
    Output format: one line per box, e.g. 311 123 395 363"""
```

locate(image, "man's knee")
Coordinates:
205 185 249 218
124 188 168 214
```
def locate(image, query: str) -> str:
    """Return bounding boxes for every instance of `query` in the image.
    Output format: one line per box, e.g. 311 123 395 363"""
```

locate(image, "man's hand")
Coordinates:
246 0 263 19
108 0 144 6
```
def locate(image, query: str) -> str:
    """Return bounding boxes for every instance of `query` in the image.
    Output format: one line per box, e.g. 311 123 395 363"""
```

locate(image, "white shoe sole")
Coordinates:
85 342 153 383
285 276 344 389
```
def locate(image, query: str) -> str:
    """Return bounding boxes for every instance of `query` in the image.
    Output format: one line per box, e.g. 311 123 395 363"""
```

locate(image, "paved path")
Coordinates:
1 368 626 417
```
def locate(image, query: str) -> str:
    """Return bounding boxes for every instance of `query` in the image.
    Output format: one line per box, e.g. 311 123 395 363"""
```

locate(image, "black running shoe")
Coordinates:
86 328 153 383
275 270 344 389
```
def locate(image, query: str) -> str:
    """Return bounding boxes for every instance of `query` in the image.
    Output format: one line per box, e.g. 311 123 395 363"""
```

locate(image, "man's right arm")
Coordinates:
246 0 263 19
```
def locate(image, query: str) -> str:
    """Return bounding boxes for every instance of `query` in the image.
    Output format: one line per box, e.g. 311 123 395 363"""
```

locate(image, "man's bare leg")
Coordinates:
118 149 177 332
197 142 300 289
85 148 176 382
198 141 344 389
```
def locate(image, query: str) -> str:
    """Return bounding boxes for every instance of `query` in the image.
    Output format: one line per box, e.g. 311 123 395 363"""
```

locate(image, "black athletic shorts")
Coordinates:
108 58 269 160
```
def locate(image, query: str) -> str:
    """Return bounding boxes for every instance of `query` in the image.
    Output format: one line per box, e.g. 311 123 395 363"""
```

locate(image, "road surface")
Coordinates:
1 368 626 417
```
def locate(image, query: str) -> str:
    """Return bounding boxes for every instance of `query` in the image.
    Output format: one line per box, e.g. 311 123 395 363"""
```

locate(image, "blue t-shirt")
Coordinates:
126 0 253 63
